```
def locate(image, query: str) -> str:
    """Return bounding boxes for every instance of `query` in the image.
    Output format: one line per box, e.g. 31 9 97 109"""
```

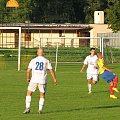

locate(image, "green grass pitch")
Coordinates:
0 62 120 120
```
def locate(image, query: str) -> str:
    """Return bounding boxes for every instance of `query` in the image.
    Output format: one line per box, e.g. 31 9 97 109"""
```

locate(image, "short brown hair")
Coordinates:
97 52 102 57
90 48 95 51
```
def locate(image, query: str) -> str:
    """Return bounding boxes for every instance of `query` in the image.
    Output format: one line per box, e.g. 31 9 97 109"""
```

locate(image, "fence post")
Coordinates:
18 27 21 71
100 37 102 52
55 43 59 72
101 37 104 57
39 38 41 48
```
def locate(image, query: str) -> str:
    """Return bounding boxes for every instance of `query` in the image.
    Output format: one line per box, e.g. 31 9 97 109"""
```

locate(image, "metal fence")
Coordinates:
97 32 120 63
0 35 101 48
0 35 120 71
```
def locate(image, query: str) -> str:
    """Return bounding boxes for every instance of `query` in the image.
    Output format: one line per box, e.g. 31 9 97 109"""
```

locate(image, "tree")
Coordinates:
72 0 86 23
83 0 108 24
1 0 33 23
106 0 120 32
2 0 120 30
30 0 46 23
83 0 100 23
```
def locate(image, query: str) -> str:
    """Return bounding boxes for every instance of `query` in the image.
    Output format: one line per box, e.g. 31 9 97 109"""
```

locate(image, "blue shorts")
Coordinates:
101 70 115 83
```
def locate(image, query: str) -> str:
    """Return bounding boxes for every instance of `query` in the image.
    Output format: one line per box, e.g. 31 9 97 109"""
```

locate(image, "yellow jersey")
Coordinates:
96 58 106 74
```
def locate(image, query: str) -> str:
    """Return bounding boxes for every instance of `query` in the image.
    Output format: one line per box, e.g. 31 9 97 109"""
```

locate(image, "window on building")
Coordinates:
59 30 62 37
25 32 31 41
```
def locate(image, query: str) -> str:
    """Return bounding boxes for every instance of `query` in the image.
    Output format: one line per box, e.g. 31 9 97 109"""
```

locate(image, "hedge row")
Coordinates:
0 47 120 62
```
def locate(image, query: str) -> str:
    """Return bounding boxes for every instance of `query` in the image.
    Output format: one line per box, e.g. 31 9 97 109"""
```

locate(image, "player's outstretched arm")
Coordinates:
80 64 87 73
27 68 31 84
102 66 112 72
49 69 57 86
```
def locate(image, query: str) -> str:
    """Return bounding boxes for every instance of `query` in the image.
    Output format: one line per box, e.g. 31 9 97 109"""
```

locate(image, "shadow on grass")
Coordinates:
93 90 109 93
43 105 120 114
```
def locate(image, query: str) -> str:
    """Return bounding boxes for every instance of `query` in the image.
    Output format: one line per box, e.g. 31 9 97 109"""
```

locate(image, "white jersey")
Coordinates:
28 56 52 84
84 55 98 74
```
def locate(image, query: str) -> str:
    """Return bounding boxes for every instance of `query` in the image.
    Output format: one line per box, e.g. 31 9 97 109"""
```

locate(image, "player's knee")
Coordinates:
110 81 114 86
27 90 32 96
93 81 97 84
88 80 91 84
40 92 45 98
114 76 118 83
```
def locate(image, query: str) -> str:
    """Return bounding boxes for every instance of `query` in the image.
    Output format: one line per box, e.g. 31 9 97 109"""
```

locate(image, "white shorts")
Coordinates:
87 73 98 81
28 82 46 93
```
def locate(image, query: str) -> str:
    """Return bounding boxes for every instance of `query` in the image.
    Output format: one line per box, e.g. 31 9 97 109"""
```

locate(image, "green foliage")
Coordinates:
106 0 120 32
0 0 106 24
30 0 76 23
0 0 120 32
0 0 6 10
0 47 93 62
84 0 100 23
1 47 120 63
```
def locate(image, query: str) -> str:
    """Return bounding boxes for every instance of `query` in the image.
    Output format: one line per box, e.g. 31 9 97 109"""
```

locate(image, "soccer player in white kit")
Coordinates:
80 48 98 94
23 48 57 114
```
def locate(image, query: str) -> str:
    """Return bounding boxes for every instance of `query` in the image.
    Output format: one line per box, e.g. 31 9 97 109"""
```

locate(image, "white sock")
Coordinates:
88 84 92 93
39 98 45 111
26 96 31 109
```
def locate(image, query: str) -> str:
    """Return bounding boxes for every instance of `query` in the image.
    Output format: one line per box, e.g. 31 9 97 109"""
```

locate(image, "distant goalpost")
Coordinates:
51 37 102 72
0 29 103 71
0 27 21 71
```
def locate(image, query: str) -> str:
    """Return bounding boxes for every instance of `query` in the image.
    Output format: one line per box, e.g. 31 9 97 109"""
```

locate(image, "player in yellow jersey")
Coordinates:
96 52 119 99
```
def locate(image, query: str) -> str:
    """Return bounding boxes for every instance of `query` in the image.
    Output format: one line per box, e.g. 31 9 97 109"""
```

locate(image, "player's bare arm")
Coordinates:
49 69 57 86
102 66 112 72
80 64 87 73
27 68 31 83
